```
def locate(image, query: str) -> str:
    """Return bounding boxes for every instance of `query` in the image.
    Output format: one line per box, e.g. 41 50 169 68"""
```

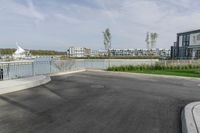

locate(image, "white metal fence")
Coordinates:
0 59 158 80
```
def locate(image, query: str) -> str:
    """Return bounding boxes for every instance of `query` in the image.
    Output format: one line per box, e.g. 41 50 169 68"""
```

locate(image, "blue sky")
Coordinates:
1 0 200 51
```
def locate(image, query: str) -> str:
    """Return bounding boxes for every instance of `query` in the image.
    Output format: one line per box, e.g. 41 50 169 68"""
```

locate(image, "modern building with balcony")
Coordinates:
171 29 200 59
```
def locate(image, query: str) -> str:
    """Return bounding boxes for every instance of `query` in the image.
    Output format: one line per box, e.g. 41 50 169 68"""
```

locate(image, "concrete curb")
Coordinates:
85 69 106 72
50 69 86 76
0 69 87 95
182 102 200 133
0 75 51 95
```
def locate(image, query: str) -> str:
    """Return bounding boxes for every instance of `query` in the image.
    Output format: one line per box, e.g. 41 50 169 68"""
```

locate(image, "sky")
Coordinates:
1 0 200 51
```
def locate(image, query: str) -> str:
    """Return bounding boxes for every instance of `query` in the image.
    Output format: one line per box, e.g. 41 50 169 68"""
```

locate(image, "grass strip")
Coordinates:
107 64 200 78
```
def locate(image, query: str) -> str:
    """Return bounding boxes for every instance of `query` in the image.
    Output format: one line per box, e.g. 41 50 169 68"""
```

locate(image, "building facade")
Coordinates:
67 47 84 57
171 29 200 59
110 48 170 58
67 47 170 58
67 47 92 57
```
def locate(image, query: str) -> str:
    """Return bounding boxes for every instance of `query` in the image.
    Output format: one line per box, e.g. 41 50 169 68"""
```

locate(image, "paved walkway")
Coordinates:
0 75 50 94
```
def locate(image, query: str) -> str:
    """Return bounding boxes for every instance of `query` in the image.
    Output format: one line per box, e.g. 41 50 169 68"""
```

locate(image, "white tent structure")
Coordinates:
13 44 26 59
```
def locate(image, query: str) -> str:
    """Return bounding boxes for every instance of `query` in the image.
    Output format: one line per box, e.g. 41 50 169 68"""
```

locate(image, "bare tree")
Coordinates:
150 33 158 49
103 28 112 57
145 32 150 50
145 32 158 65
145 32 158 50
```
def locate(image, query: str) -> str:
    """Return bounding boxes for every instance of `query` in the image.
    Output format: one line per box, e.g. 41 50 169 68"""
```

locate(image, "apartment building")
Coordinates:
67 47 170 58
67 47 92 57
171 29 200 59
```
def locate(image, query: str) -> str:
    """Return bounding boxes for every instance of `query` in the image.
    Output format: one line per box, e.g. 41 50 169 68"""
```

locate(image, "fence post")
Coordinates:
0 68 3 80
32 62 35 76
109 59 111 68
63 61 65 72
50 60 52 74
7 63 10 79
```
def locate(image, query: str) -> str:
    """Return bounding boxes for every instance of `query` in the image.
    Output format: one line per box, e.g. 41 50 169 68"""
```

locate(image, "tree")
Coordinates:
145 32 150 50
150 33 158 49
103 28 112 57
145 32 158 65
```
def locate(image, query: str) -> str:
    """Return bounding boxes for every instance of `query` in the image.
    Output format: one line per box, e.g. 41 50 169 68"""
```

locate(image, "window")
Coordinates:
197 34 200 40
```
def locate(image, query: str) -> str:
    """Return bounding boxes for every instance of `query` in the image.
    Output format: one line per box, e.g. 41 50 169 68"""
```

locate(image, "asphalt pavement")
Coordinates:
1 71 200 133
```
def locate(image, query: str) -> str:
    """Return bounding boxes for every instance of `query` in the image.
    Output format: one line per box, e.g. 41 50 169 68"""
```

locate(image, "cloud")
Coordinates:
26 0 45 22
54 13 81 24
1 0 200 50
0 0 45 24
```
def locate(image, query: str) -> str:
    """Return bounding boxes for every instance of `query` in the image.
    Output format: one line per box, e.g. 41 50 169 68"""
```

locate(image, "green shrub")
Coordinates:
189 64 192 69
107 63 200 72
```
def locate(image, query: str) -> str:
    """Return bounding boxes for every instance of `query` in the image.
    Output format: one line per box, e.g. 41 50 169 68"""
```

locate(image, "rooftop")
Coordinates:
177 29 200 35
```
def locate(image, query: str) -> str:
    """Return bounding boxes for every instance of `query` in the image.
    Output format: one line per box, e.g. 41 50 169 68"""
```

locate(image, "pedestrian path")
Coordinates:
0 75 51 95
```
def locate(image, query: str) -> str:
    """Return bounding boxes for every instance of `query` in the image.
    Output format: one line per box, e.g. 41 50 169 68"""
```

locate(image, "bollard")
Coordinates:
0 69 3 80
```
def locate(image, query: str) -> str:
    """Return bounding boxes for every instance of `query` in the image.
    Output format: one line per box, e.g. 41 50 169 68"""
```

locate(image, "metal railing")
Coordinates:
0 59 158 81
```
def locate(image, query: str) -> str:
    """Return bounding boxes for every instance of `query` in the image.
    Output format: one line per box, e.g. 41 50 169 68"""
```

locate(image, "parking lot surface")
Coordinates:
1 71 200 133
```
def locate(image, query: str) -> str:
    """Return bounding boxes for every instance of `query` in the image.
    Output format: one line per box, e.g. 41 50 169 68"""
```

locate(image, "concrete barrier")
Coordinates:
182 102 200 133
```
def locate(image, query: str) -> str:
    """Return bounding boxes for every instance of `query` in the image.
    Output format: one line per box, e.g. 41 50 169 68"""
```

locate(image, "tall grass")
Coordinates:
107 63 200 72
